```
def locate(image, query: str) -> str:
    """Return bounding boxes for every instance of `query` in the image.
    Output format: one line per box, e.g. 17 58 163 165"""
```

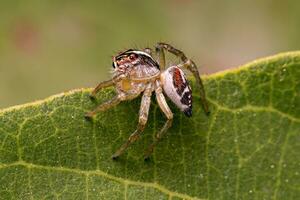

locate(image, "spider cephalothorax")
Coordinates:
113 49 159 71
86 43 209 160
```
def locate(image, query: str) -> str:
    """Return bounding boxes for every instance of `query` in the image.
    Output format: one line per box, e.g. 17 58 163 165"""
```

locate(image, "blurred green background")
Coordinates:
0 0 300 108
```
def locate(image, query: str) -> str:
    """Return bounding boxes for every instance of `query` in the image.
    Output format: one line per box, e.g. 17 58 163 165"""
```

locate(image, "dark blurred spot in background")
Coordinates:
0 0 299 108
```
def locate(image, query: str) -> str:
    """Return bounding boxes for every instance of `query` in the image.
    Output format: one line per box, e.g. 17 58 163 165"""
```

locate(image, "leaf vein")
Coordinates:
0 161 206 200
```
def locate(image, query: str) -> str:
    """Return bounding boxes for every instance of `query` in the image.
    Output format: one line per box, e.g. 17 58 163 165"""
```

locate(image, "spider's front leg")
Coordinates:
144 82 173 160
85 74 131 119
156 42 210 114
85 95 122 119
85 89 142 119
89 74 126 99
112 84 153 159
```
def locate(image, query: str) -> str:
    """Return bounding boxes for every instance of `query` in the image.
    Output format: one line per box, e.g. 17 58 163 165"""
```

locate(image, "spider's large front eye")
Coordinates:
129 54 136 60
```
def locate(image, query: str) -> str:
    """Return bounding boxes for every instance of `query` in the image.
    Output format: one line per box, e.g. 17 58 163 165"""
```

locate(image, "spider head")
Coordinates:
112 49 158 73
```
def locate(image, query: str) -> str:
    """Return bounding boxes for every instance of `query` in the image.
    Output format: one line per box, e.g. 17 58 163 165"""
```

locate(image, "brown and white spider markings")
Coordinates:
85 42 209 160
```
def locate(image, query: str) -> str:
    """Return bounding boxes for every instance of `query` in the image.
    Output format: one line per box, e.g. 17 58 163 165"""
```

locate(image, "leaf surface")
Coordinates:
0 52 299 200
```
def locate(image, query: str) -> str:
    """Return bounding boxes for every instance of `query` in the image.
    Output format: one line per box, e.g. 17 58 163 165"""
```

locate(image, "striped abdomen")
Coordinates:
161 66 192 117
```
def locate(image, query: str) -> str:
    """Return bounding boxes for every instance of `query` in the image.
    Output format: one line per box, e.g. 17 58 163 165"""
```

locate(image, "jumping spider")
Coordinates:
85 42 209 160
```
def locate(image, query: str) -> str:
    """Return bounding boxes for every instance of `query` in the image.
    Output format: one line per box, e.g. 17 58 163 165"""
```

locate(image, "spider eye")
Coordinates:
112 62 116 68
129 54 136 60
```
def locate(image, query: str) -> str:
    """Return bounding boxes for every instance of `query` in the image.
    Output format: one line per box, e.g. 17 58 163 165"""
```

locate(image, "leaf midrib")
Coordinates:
0 161 204 200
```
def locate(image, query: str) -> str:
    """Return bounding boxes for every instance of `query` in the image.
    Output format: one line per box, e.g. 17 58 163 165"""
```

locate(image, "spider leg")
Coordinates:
144 83 173 160
90 74 126 99
85 95 121 119
155 43 166 69
179 60 209 114
112 84 153 159
156 42 209 114
85 89 140 119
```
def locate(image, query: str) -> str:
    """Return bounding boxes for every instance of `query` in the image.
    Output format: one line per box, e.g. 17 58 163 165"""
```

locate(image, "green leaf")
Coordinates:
0 52 299 200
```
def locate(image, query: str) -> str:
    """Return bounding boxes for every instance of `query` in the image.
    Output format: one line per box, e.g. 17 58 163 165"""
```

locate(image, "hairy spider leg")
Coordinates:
85 89 141 119
112 83 153 159
144 80 174 160
180 60 209 114
155 45 166 70
85 95 121 119
90 74 126 98
156 42 210 114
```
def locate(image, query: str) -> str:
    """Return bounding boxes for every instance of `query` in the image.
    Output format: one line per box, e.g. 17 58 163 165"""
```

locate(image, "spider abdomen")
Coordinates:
161 66 192 117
